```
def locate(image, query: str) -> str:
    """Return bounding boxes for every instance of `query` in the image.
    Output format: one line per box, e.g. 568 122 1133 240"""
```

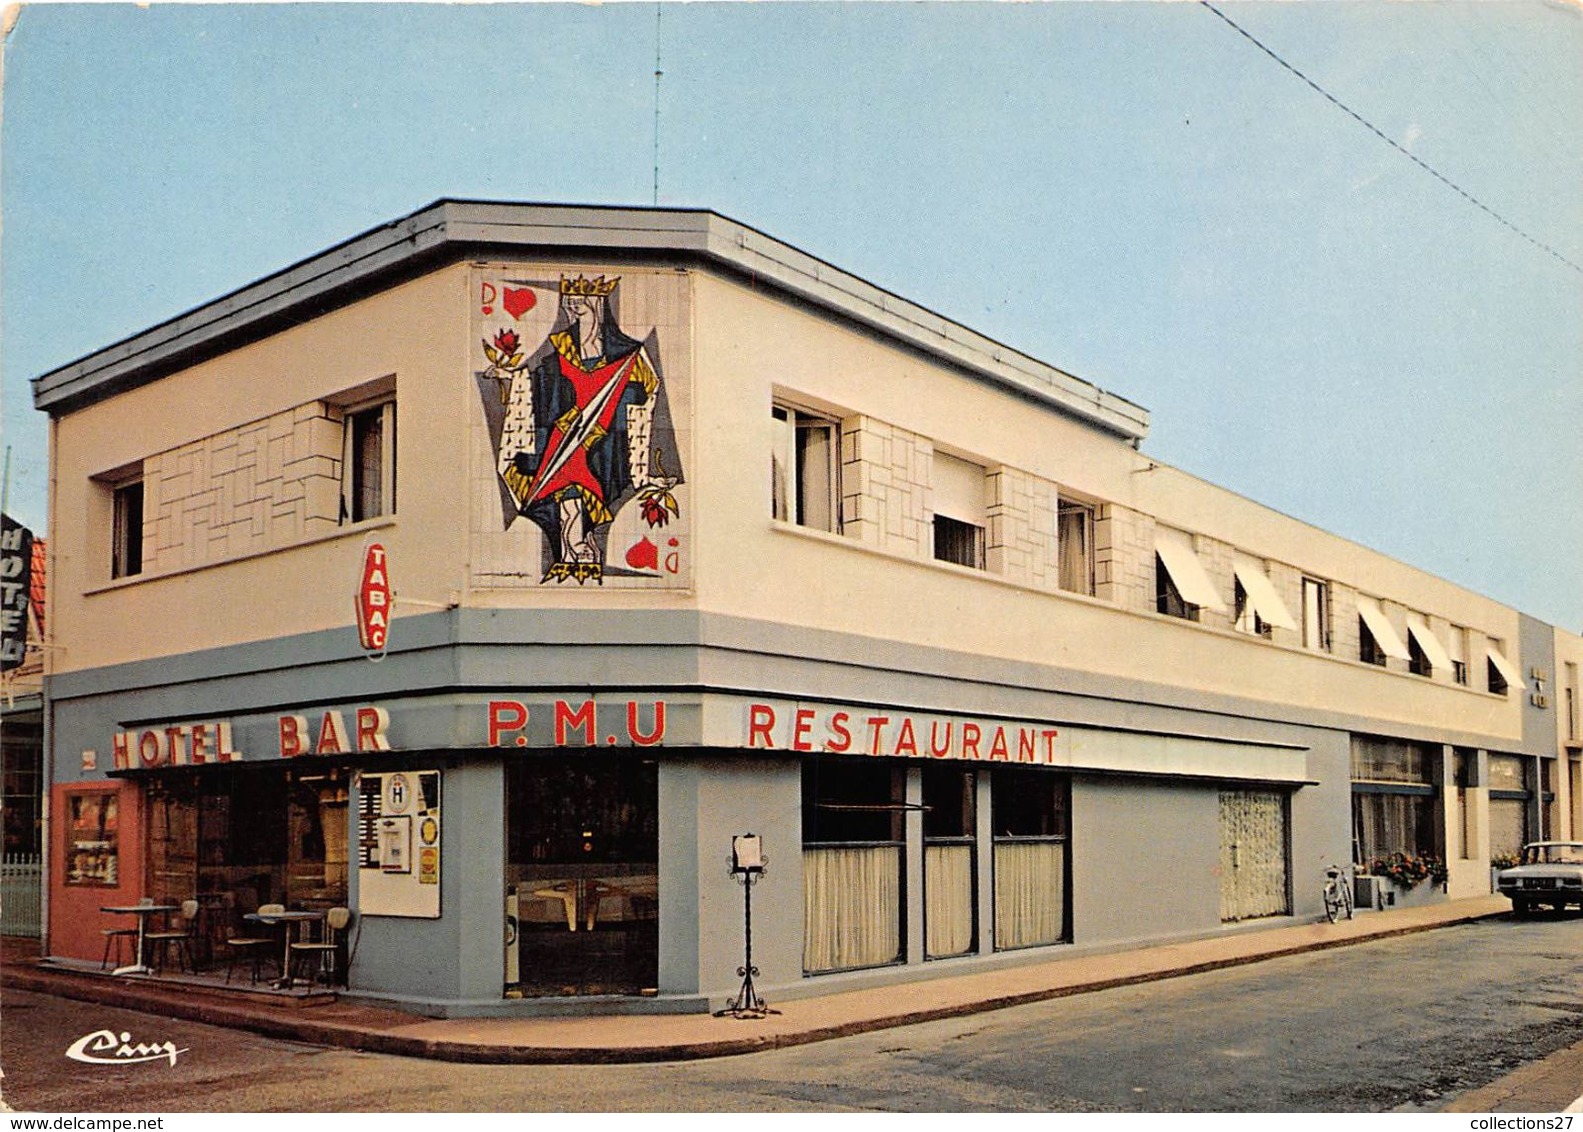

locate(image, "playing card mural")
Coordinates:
472 271 688 587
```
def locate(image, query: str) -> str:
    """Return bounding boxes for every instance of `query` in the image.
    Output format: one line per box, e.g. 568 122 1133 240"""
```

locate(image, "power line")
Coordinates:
1200 1 1582 278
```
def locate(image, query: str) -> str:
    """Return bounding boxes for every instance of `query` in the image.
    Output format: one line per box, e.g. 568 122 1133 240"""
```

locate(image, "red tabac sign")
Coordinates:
356 543 392 656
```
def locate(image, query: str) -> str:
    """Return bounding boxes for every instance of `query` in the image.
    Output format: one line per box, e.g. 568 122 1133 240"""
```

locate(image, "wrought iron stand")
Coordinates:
715 835 780 1019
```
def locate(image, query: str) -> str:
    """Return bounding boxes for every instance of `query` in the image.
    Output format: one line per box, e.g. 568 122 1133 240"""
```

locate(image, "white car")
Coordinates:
1496 842 1583 916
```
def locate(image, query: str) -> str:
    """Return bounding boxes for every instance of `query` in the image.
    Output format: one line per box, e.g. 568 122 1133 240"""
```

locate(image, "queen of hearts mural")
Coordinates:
480 275 682 584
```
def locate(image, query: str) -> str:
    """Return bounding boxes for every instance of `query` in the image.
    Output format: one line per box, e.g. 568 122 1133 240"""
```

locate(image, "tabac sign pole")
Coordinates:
356 541 392 661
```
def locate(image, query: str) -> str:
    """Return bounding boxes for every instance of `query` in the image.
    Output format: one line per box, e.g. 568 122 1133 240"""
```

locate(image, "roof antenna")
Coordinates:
652 2 663 206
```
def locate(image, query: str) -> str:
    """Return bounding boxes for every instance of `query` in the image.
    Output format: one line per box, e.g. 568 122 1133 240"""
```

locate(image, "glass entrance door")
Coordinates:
505 755 658 996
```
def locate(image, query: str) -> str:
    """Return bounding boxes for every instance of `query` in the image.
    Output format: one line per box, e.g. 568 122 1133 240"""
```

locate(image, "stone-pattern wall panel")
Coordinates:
1095 504 1156 614
141 402 344 573
986 467 1059 590
841 416 932 558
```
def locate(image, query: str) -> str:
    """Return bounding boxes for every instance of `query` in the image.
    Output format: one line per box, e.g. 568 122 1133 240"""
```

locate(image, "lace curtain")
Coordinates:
1489 798 1528 860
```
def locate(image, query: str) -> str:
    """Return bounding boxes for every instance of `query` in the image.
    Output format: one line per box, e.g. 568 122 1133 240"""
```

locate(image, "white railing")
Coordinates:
1 853 43 937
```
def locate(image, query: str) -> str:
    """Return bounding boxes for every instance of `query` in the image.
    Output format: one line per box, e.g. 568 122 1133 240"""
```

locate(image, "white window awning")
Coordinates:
1488 643 1524 688
1155 527 1228 612
1232 555 1298 631
1406 615 1454 673
1357 597 1412 661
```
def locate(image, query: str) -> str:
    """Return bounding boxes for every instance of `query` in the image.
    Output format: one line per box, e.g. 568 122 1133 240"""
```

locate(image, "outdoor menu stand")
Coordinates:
714 834 779 1019
99 902 179 976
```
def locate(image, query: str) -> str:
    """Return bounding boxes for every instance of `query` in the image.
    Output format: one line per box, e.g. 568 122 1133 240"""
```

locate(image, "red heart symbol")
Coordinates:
625 536 659 571
503 287 536 320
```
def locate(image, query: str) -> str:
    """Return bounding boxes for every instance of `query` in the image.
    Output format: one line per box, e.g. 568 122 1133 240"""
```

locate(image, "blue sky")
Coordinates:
3 1 1580 628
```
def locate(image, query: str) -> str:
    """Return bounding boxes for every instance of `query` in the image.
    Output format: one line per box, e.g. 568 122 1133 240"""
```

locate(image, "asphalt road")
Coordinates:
5 914 1583 1112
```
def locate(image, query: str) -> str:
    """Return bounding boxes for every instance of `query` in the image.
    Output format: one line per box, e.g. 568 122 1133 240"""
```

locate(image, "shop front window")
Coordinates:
1351 736 1439 865
2 713 43 856
1488 754 1532 861
802 759 904 974
505 755 658 997
923 765 975 959
991 767 1069 950
144 768 350 965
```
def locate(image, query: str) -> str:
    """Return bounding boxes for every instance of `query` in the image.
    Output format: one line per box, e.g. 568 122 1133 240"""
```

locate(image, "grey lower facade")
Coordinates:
47 608 1538 1017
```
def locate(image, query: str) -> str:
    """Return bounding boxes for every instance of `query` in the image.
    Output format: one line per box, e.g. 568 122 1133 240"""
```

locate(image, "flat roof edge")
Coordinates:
30 200 1150 439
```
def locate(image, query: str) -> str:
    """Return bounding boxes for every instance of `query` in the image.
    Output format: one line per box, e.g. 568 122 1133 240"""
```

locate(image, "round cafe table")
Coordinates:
100 904 179 976
244 909 325 988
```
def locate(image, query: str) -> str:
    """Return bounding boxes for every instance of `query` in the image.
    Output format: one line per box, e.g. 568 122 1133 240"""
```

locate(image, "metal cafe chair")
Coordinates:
145 899 200 973
286 907 352 988
99 896 151 971
224 902 284 984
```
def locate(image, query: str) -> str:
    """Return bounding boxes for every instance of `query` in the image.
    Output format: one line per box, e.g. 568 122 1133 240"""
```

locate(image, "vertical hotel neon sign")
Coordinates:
357 541 392 660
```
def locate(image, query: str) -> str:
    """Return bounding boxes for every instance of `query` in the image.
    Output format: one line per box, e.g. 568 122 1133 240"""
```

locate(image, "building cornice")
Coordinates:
31 200 1150 440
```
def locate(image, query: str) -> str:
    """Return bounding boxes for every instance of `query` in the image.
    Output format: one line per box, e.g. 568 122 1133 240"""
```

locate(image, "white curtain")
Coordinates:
925 844 974 958
803 846 902 973
1355 792 1432 860
994 841 1065 950
1057 506 1092 594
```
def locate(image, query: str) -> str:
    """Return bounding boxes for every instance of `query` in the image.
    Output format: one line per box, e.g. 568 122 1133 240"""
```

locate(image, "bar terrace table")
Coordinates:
244 909 324 988
99 904 179 976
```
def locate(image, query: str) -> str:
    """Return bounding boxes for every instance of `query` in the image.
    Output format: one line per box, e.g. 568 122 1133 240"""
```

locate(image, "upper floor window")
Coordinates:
771 403 840 532
1566 663 1578 741
1405 614 1452 680
1232 555 1295 639
1302 577 1331 652
1234 579 1271 638
932 452 986 570
1153 527 1224 622
342 399 396 524
1056 499 1095 596
1487 638 1521 697
1157 556 1198 621
1359 618 1388 666
1407 633 1433 677
1356 597 1409 669
111 477 145 579
1447 625 1469 685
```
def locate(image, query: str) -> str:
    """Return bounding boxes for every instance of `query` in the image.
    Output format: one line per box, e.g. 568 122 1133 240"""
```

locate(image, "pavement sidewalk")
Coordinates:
2 896 1511 1065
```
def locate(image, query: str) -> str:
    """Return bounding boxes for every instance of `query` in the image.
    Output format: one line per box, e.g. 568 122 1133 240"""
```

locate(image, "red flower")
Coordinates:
493 329 521 355
638 488 680 529
641 495 669 528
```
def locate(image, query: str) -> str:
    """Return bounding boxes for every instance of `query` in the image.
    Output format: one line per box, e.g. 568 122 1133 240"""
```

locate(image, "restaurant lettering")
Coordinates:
487 699 666 748
112 722 244 769
745 702 1060 763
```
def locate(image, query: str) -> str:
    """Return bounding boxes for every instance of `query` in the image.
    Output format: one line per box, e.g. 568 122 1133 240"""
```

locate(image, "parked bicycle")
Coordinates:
1322 859 1354 923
